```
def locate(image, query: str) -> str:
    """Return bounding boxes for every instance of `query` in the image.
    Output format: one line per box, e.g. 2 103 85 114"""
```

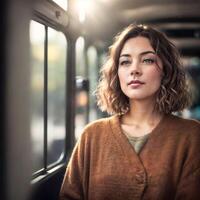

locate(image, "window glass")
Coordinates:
52 0 68 10
76 37 86 76
30 20 45 172
87 46 98 122
47 27 67 166
75 37 88 140
97 51 109 118
182 56 200 120
99 51 107 69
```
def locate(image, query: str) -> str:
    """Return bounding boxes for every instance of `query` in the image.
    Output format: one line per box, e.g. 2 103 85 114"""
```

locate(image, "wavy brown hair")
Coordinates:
95 24 191 115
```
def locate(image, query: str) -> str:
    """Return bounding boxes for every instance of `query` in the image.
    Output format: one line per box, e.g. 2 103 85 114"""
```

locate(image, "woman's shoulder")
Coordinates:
169 114 200 128
76 115 118 144
83 115 116 131
167 114 200 138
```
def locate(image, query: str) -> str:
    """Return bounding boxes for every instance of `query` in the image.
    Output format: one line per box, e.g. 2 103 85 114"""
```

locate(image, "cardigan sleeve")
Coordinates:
175 161 200 200
59 132 87 200
175 126 200 200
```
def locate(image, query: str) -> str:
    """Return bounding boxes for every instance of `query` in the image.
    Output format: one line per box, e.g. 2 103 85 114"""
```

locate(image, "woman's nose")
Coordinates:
130 62 142 76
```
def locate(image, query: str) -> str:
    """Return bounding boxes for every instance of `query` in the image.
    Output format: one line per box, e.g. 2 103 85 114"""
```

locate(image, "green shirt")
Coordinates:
124 132 149 154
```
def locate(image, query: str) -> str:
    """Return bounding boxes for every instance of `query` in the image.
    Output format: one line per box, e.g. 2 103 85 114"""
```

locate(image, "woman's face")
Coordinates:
118 36 163 102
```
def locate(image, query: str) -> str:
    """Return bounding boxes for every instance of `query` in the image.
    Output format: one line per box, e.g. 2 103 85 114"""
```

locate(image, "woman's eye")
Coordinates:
119 60 131 66
142 58 155 64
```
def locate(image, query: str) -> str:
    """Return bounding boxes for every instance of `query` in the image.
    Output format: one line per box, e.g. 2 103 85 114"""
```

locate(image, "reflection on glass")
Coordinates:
30 20 45 172
52 0 68 10
87 46 98 122
47 27 67 166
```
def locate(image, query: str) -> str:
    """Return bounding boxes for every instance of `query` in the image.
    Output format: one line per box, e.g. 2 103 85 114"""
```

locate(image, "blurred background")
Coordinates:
1 0 200 199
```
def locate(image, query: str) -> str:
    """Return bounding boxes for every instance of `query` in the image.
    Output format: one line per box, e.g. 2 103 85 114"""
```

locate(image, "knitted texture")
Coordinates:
60 114 200 200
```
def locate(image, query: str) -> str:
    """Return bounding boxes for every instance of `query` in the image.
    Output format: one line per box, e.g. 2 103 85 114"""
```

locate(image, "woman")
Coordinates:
60 24 200 200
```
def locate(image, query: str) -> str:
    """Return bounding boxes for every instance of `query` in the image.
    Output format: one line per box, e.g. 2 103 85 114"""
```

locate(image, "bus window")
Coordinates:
182 56 200 120
30 20 67 174
30 20 45 172
47 27 67 167
87 46 98 122
75 37 88 140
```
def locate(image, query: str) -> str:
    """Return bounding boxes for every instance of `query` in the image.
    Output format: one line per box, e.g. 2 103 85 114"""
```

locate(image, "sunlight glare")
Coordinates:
52 0 68 10
76 0 93 23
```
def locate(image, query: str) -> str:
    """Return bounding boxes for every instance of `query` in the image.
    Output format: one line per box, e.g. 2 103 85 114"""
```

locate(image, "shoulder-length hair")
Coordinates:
95 24 191 115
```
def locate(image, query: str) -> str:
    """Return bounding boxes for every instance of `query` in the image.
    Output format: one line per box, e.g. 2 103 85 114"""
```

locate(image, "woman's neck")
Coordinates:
122 99 163 126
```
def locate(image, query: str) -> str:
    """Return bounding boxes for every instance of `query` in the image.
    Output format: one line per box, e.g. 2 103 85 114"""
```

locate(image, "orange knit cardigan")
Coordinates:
60 114 200 200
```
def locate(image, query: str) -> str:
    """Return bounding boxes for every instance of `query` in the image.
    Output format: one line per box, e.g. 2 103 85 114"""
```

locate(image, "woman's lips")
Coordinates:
128 80 145 85
128 80 145 88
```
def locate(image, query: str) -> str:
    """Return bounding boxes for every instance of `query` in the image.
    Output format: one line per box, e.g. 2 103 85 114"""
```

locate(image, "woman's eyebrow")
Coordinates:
140 51 156 56
119 54 130 58
120 51 156 58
